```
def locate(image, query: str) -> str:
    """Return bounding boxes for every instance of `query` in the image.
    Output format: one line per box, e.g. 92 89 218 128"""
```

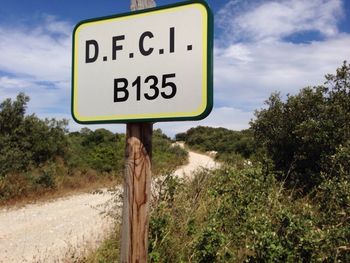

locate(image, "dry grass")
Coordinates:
0 168 121 208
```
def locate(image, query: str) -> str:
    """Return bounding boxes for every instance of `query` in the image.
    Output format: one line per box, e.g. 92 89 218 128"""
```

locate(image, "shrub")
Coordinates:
251 62 350 192
0 93 68 176
147 165 350 262
175 126 255 159
35 166 56 189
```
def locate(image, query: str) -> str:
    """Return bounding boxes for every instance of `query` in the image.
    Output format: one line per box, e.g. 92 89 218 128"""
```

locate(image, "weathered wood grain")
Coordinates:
120 123 153 263
130 0 156 11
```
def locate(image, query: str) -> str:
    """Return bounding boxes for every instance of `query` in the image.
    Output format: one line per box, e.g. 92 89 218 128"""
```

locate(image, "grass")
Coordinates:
79 225 121 263
0 161 121 208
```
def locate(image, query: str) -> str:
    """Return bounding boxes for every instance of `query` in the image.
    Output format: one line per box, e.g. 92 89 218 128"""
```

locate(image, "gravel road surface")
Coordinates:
0 148 217 262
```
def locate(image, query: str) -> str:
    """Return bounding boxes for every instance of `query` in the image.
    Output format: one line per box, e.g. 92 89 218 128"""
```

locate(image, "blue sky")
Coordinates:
0 0 350 136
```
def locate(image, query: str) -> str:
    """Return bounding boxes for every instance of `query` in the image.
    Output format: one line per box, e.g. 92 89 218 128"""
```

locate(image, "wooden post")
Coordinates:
120 2 156 262
121 123 153 263
130 0 156 11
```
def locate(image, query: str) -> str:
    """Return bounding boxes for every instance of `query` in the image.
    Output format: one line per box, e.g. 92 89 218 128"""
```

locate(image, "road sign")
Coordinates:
72 0 213 124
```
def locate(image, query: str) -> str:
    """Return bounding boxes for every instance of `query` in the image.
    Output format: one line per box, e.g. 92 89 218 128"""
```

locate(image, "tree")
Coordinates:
0 93 29 134
0 93 68 176
251 61 350 192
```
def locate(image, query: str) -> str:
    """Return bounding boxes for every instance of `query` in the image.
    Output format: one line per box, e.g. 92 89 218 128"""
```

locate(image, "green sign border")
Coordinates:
71 0 213 124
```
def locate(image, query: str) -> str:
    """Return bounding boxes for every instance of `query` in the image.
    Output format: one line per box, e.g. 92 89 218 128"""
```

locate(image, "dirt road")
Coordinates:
173 149 219 179
0 148 217 262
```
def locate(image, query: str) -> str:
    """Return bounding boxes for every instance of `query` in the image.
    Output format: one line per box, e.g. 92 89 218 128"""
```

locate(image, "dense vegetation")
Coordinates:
147 62 350 262
0 94 187 204
147 167 349 262
0 93 68 177
252 62 350 193
87 62 350 262
176 126 255 160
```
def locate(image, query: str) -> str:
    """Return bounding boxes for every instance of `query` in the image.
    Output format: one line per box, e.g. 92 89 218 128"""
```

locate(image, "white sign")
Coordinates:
72 1 213 123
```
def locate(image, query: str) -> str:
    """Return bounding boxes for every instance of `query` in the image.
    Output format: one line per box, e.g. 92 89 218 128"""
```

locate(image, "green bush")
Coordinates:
0 93 68 176
66 128 125 175
194 227 226 263
0 94 188 204
147 165 350 262
175 126 255 159
35 166 56 189
251 61 350 192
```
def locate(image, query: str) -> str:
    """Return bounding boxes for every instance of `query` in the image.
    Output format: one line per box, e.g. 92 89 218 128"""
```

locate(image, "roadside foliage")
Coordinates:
86 62 350 262
1 62 349 262
0 95 187 204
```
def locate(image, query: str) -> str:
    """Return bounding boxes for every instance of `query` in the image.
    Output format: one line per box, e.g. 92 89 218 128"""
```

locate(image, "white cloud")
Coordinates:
0 17 71 82
217 0 344 42
0 76 70 118
0 16 72 119
0 76 32 89
42 15 72 37
214 35 350 110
